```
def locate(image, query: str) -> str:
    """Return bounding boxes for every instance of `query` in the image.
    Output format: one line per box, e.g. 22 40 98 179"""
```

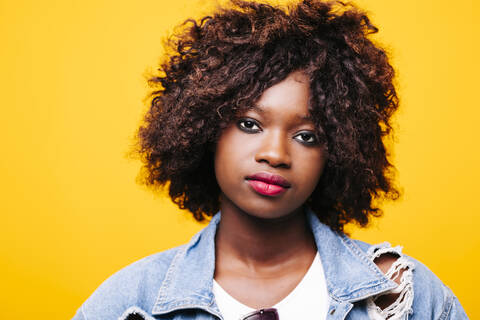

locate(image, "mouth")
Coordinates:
245 172 291 196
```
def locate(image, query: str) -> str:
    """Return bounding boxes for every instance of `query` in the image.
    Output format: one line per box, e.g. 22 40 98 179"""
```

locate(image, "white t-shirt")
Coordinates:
212 253 329 320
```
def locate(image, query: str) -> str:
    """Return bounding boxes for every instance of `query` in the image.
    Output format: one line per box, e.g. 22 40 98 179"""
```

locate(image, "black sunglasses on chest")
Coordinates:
240 308 279 320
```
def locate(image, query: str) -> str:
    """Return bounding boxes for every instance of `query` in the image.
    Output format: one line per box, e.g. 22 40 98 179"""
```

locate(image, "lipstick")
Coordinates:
245 172 291 196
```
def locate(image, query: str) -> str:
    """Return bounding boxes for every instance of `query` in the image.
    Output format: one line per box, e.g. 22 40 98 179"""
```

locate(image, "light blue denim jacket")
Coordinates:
73 208 468 320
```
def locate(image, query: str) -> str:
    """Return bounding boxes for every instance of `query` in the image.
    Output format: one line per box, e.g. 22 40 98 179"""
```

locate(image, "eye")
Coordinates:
237 118 261 132
294 131 318 145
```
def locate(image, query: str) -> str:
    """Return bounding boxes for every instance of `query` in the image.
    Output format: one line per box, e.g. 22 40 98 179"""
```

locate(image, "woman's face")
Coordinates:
214 71 327 220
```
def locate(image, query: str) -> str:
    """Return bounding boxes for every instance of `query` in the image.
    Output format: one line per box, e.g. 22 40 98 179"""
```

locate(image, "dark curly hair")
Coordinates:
134 0 400 232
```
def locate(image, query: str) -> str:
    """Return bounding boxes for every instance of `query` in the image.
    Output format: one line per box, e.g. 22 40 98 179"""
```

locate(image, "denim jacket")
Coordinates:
72 208 468 320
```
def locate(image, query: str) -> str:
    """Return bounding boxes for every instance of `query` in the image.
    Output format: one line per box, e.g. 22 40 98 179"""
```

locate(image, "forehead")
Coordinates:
247 71 313 122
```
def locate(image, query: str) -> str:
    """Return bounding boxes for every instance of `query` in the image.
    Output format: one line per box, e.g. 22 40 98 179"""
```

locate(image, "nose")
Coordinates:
254 130 291 168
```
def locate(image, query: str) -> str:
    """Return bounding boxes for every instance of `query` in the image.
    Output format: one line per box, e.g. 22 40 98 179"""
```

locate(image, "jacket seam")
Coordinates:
438 287 454 320
81 304 88 320
152 245 187 310
339 235 396 293
154 244 186 306
309 217 396 302
341 235 386 277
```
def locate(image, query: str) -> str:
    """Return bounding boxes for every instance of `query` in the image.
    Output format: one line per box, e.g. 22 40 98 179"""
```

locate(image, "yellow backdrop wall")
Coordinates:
1 0 477 318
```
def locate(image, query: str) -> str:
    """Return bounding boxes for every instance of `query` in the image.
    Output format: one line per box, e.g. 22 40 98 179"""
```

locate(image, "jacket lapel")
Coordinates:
151 208 397 318
306 207 397 302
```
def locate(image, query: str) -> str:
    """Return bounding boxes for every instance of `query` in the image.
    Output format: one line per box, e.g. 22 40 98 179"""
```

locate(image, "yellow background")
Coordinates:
1 0 477 318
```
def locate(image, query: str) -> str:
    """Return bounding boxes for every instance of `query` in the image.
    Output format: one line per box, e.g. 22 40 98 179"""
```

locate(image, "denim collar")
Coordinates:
151 208 397 316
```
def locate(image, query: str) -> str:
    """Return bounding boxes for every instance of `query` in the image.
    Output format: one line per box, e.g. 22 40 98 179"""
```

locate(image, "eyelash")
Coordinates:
238 119 261 132
236 118 318 145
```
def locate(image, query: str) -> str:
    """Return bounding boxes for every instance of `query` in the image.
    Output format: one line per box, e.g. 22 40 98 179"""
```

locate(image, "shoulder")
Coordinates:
351 239 468 319
352 239 439 287
73 245 184 320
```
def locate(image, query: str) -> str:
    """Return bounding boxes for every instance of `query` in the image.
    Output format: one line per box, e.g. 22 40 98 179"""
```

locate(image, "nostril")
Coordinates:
256 157 291 169
255 150 291 168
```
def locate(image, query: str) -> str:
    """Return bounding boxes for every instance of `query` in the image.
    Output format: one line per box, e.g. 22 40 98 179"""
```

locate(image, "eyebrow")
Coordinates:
249 104 315 123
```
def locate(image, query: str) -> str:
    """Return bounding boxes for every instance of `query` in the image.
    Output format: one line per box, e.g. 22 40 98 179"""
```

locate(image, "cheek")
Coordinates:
297 149 327 191
214 128 246 185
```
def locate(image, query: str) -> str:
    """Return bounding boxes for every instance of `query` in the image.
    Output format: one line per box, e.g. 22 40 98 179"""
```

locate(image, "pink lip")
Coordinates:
245 172 291 196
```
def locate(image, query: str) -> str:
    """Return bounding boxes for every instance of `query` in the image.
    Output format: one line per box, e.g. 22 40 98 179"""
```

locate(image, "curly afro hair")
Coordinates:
135 0 400 232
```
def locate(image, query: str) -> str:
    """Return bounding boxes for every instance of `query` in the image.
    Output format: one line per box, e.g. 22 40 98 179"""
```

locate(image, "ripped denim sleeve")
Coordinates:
366 243 415 320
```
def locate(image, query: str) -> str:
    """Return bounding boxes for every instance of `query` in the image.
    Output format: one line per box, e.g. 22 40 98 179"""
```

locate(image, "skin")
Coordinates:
213 71 327 308
213 70 403 310
374 254 407 310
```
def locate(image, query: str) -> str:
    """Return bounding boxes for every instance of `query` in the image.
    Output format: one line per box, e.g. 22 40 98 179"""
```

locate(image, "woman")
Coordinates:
73 1 468 319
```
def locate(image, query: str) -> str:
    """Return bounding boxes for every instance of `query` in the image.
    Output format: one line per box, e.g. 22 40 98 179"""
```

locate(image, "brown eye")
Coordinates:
237 119 261 132
294 132 318 145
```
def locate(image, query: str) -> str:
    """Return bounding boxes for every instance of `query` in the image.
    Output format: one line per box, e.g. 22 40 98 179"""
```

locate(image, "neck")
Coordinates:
215 196 316 269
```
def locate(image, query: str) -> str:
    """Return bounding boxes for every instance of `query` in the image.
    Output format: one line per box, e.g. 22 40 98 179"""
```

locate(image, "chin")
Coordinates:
239 203 303 221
